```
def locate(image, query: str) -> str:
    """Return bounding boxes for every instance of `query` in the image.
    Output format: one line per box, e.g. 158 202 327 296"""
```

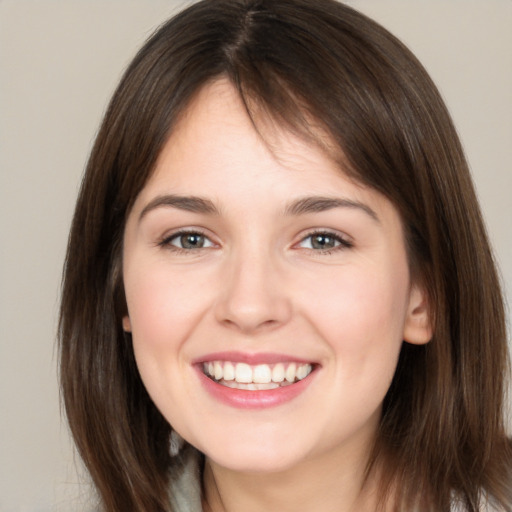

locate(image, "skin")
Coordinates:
122 79 432 512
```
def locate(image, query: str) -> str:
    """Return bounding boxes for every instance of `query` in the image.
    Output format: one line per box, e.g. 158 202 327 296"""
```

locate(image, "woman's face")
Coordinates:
122 80 430 474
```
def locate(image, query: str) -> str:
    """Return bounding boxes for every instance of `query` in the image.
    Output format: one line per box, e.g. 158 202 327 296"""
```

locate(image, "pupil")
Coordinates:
181 234 203 248
312 234 334 249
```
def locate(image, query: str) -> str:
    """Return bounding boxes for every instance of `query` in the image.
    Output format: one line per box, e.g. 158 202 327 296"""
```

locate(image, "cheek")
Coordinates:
124 264 209 357
298 261 410 359
123 265 210 417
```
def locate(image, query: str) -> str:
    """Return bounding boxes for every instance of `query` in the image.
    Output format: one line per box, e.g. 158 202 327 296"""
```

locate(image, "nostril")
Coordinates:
220 316 282 334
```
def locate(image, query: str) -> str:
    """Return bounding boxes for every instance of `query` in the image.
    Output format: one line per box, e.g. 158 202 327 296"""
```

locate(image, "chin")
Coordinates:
188 426 311 474
205 445 306 474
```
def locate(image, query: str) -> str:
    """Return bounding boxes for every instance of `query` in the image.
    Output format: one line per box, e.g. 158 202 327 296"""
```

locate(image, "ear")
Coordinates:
403 283 432 345
122 315 132 333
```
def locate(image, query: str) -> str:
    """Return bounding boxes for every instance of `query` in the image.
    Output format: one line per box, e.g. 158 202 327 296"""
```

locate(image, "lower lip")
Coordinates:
196 367 315 409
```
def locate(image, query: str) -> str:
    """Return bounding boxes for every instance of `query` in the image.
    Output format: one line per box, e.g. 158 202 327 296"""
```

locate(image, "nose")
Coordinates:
214 249 292 334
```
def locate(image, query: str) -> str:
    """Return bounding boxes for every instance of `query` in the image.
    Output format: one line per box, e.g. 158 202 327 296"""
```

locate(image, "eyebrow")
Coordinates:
138 194 379 223
139 194 220 221
284 196 380 222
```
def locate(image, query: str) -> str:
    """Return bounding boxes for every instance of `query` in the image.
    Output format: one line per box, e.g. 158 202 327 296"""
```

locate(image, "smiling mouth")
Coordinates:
202 361 314 390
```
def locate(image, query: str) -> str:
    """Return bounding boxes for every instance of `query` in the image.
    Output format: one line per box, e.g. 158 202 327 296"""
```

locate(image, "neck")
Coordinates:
202 439 383 512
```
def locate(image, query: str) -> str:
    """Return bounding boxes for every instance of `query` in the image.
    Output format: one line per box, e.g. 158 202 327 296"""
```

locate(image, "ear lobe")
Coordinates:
403 284 432 345
122 315 132 333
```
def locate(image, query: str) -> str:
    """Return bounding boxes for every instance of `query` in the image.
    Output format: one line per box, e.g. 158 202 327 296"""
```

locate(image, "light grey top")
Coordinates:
168 446 203 512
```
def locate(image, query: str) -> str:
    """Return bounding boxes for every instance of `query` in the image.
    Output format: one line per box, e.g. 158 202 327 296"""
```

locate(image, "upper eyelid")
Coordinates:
161 227 210 240
156 227 353 248
158 227 216 248
296 228 352 243
294 230 354 253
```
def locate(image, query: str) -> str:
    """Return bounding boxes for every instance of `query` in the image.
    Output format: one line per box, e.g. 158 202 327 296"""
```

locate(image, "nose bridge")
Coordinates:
215 241 291 333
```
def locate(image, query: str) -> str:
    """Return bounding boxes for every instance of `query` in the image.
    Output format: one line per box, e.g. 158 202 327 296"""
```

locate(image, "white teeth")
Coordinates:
235 363 253 383
203 360 313 388
222 380 281 390
214 361 223 381
297 364 309 380
285 363 297 383
223 361 235 381
272 363 285 383
253 364 272 384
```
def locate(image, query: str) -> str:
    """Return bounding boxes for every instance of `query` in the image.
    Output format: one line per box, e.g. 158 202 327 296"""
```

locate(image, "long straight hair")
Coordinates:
59 1 511 510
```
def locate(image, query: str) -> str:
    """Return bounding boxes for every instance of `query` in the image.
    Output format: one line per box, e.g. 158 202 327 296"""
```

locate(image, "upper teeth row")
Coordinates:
203 361 313 384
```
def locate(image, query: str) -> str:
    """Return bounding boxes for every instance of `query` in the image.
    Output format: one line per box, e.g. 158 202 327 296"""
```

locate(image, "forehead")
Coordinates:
131 79 399 230
149 79 352 190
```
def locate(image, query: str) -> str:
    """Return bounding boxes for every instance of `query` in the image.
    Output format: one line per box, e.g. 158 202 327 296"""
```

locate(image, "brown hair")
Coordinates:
59 0 511 510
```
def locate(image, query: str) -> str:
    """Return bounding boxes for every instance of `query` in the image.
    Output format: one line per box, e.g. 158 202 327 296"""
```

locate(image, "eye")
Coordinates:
160 230 215 250
298 231 352 251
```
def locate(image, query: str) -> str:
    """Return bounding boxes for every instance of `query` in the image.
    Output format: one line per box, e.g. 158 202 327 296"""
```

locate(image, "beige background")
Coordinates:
1 1 510 510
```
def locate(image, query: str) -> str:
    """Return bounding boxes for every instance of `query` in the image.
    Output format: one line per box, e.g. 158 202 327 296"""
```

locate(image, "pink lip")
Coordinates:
194 360 317 410
192 351 314 365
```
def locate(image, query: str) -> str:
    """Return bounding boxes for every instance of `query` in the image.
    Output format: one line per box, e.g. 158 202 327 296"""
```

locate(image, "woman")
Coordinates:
59 0 512 510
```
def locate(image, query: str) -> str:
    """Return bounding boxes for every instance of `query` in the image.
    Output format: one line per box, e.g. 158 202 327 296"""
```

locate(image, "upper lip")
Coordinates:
192 351 318 366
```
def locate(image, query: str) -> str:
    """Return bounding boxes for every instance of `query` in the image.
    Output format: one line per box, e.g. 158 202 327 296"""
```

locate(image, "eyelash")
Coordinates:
296 230 353 254
157 229 353 254
157 229 214 254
